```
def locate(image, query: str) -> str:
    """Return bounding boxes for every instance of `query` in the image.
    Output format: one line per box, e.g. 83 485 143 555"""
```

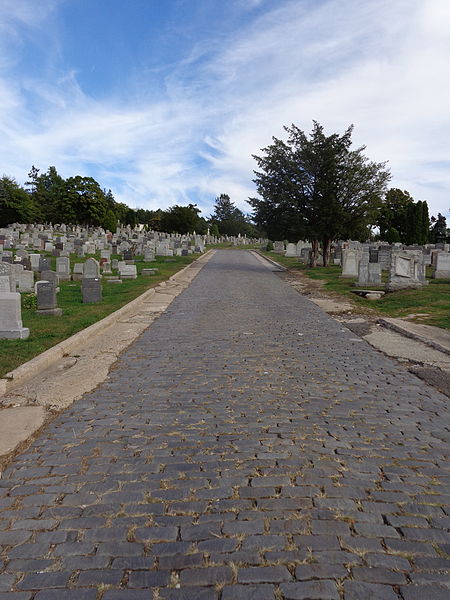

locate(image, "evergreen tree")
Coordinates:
0 176 38 226
251 122 390 266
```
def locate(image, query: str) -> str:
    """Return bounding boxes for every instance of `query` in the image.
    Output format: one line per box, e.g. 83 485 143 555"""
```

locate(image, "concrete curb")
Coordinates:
377 318 450 357
251 250 287 271
0 250 215 397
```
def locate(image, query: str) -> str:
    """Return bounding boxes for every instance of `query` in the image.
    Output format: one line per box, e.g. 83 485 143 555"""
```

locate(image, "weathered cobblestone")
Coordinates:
1 250 449 597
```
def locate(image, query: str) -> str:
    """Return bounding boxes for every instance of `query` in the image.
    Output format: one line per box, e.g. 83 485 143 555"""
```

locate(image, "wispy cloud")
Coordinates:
0 0 449 218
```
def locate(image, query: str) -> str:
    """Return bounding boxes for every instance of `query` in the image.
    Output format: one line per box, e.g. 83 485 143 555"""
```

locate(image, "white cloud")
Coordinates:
0 0 449 219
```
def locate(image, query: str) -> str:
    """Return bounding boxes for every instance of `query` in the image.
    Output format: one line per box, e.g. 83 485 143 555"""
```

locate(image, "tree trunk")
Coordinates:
322 237 332 267
309 239 319 267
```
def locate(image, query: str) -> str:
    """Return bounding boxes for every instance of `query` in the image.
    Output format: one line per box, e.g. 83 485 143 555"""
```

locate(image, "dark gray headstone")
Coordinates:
38 256 51 272
369 249 379 263
36 281 62 315
81 278 102 303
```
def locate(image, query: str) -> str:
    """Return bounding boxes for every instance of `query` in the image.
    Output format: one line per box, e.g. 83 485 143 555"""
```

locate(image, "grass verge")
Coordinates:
261 251 450 330
0 253 197 378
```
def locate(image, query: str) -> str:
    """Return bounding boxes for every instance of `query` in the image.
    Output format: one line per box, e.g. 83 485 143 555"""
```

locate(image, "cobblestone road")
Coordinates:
1 250 449 599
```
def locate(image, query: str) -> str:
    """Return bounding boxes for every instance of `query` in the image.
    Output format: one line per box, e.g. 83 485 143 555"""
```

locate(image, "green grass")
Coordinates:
261 251 450 330
0 253 196 378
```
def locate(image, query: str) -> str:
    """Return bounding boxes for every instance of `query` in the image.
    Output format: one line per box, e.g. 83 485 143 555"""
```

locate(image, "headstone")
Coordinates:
81 278 102 303
341 248 362 278
101 261 112 274
0 263 15 291
118 264 137 279
38 255 50 272
0 276 12 293
432 252 450 279
36 281 63 316
56 256 71 281
40 270 60 288
142 268 158 276
273 241 285 254
367 263 382 285
0 292 30 339
144 248 156 262
285 243 297 257
356 254 369 286
72 263 84 281
386 249 425 291
18 270 34 292
83 258 100 279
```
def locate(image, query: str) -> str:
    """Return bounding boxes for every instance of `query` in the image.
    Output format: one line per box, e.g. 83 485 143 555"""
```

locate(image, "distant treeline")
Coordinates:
0 163 447 247
0 166 260 237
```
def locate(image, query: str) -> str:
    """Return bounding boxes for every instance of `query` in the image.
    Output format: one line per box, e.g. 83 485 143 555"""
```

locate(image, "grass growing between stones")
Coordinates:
261 252 450 330
0 254 197 378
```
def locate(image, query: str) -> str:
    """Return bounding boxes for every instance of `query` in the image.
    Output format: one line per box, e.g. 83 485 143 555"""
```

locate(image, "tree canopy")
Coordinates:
376 188 429 245
210 194 259 237
250 122 391 265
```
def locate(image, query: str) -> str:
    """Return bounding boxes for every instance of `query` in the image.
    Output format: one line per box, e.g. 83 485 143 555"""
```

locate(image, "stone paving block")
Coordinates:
400 586 450 600
0 532 32 546
237 565 291 583
159 589 218 600
102 592 153 600
351 566 407 585
127 570 171 588
158 552 204 570
221 584 275 600
17 572 72 590
180 566 234 586
34 591 97 600
295 564 348 580
280 580 339 599
0 575 15 592
134 526 178 542
75 569 124 586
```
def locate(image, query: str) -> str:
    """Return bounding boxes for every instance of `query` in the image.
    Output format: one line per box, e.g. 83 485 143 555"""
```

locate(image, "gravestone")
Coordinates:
102 261 112 274
81 278 102 303
40 270 60 289
18 270 34 292
356 254 369 286
341 248 363 278
0 292 30 339
144 248 155 261
386 249 425 291
56 256 71 281
38 255 50 272
369 249 379 263
368 263 382 285
0 263 14 291
273 241 285 254
72 263 84 281
36 281 62 316
0 276 12 293
432 252 450 279
119 264 137 279
83 258 100 279
285 243 297 257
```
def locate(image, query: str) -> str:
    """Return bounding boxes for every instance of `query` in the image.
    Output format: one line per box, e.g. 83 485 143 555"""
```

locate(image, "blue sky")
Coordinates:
1 0 449 220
